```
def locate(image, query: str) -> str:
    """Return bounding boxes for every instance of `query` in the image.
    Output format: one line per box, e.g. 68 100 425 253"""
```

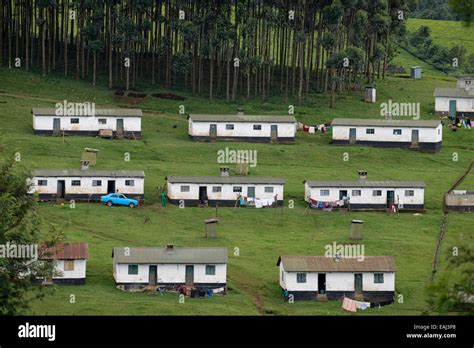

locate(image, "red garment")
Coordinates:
303 125 310 132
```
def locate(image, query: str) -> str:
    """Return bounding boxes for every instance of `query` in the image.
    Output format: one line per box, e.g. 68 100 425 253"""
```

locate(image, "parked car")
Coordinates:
100 193 139 208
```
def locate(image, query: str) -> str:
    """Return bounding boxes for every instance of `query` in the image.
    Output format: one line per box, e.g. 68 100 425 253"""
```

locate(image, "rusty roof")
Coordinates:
277 256 396 272
40 243 89 260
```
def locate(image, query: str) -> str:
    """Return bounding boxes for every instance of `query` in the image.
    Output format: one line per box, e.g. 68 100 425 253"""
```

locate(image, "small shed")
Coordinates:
350 220 364 240
235 161 249 176
410 66 422 79
82 148 99 166
204 218 219 238
364 86 376 103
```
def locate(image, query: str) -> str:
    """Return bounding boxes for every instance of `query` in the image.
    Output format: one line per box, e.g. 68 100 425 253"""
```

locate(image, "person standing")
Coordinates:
161 191 167 207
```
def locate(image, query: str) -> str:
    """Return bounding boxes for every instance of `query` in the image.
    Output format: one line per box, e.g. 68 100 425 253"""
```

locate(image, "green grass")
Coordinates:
0 37 473 315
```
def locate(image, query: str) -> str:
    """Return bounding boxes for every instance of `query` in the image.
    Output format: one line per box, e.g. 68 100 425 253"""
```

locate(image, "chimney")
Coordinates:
358 170 368 181
237 108 244 115
165 244 175 253
80 160 90 171
220 166 229 177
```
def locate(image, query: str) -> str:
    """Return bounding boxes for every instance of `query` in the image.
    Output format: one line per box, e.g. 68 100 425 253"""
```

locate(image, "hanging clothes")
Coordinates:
309 126 316 134
342 297 357 312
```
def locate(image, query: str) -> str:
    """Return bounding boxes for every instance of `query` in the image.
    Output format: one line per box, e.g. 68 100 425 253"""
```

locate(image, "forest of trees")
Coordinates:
0 0 416 104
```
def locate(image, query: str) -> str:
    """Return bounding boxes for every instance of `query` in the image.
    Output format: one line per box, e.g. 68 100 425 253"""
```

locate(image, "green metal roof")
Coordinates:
113 246 228 264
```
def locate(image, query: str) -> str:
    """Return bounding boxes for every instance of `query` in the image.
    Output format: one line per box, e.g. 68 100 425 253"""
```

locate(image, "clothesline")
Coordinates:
309 197 346 210
297 121 331 134
239 195 276 209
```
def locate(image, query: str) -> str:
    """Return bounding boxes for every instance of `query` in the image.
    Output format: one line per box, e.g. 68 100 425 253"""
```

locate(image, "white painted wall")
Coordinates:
53 259 87 279
33 115 141 132
435 97 474 113
29 176 145 195
304 182 424 206
114 263 227 284
332 124 442 143
189 120 296 138
167 182 284 201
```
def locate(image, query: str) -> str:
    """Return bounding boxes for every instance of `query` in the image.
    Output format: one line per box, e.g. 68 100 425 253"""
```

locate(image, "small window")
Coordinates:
37 180 48 186
233 186 242 193
205 265 216 275
374 273 384 284
264 186 274 193
366 128 375 134
438 129 440 134
372 190 382 196
320 189 330 196
226 124 234 130
98 118 107 124
70 118 79 124
128 265 139 275
281 271 284 282
393 129 402 135
71 180 81 186
125 180 135 186
296 273 307 283
405 190 414 197
253 125 262 130
352 190 361 196
180 186 190 192
92 180 102 186
64 260 75 271
212 186 222 193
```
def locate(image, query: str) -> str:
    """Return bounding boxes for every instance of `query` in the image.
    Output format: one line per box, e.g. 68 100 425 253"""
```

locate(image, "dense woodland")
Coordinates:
1 0 417 104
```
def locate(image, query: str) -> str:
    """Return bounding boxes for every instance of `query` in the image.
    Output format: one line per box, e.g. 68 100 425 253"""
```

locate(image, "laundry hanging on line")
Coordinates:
309 197 346 209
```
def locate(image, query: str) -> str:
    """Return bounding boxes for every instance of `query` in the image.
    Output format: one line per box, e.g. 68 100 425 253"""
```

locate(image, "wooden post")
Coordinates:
233 194 240 212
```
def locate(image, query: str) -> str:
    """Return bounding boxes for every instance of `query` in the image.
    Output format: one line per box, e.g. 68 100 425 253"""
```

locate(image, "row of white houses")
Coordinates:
434 77 474 118
41 243 396 304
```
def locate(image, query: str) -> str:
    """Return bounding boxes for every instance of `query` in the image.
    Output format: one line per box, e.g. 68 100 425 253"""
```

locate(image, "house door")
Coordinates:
349 128 356 144
149 266 157 286
354 274 363 293
387 190 395 208
270 125 278 142
185 265 194 286
411 130 419 147
449 100 457 117
57 180 65 199
53 118 61 135
199 186 208 203
247 186 255 198
116 119 124 134
107 180 116 194
339 190 348 200
318 274 326 294
209 124 217 140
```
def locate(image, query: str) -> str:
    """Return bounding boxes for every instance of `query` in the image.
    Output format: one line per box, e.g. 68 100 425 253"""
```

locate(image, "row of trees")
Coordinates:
0 0 414 105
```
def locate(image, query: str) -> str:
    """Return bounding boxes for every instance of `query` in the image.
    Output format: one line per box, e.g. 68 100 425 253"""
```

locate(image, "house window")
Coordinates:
366 128 375 134
180 185 190 192
393 129 402 135
70 118 79 124
64 260 75 271
212 186 222 193
264 186 274 193
352 190 361 196
281 271 285 282
128 265 139 275
320 189 330 196
374 273 384 284
125 180 135 186
71 180 81 186
405 190 414 196
253 125 262 130
92 180 102 186
233 186 242 193
98 118 107 124
296 273 307 283
372 190 382 196
226 124 234 130
205 265 216 275
37 180 48 186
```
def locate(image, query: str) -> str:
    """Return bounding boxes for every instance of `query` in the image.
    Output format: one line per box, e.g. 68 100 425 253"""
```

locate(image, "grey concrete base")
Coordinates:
36 193 144 202
34 129 141 139
168 198 283 207
285 289 394 303
190 135 295 144
332 139 442 153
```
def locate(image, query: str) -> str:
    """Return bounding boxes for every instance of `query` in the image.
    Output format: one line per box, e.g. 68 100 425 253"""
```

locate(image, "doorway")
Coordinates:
247 186 255 198
53 118 61 135
149 265 157 286
116 119 124 135
270 125 278 142
354 274 363 293
199 186 208 203
107 180 116 194
318 274 326 294
185 265 194 286
339 190 348 200
449 100 457 117
387 190 395 208
349 128 356 144
57 180 65 199
209 124 217 140
411 129 419 148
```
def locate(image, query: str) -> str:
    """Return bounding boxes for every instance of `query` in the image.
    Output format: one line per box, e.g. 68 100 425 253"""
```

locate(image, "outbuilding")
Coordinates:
29 169 145 201
331 118 442 152
304 171 425 211
39 243 89 285
166 175 285 206
277 255 396 302
434 77 474 118
445 190 474 213
32 108 142 138
187 113 297 143
112 245 228 292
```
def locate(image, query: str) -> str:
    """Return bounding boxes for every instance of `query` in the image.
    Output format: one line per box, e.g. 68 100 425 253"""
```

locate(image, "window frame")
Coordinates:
233 186 242 193
374 273 384 284
351 189 361 196
92 180 102 187
128 264 139 275
393 129 402 135
71 180 81 186
212 186 222 193
205 265 216 275
225 124 234 130
372 190 382 196
98 118 107 125
405 190 414 197
320 189 330 196
125 180 135 186
296 273 307 283
37 179 48 186
63 260 75 271
70 118 80 124
264 186 274 193
180 185 190 192
366 128 375 134
253 124 262 130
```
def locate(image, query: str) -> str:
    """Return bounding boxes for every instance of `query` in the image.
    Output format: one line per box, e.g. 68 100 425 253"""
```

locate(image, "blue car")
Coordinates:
100 193 139 208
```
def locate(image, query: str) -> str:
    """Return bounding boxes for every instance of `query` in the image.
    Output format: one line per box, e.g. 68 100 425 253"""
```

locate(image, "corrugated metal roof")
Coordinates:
113 247 228 264
433 88 474 98
32 108 142 117
40 243 89 260
32 169 145 178
331 118 441 128
166 176 285 185
277 256 396 272
304 180 426 188
188 114 297 123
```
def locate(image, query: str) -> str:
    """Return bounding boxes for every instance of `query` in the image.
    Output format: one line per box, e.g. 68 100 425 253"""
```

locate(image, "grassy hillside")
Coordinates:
0 38 472 315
